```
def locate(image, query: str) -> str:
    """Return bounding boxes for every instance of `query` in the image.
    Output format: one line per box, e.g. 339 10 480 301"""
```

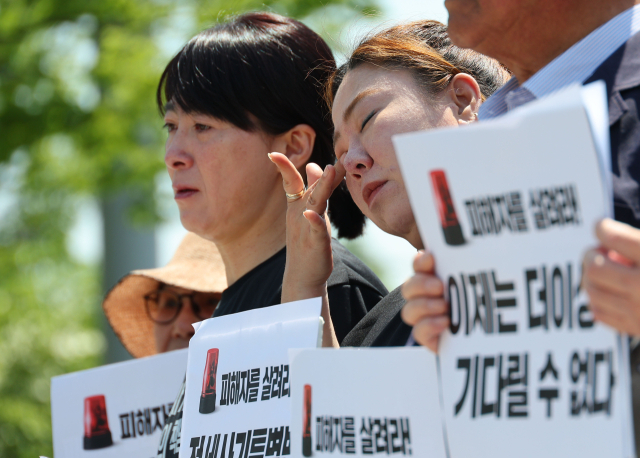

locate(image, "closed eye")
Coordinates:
361 110 376 131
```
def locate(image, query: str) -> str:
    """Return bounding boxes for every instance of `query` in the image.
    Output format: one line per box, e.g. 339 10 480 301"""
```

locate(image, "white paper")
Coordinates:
289 348 446 457
51 349 188 458
179 298 323 458
394 85 632 458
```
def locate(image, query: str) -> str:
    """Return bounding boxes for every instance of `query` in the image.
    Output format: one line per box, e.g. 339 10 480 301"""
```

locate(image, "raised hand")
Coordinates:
269 152 344 347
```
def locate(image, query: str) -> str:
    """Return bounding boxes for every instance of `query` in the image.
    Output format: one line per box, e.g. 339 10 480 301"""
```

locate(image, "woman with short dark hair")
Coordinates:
154 12 388 457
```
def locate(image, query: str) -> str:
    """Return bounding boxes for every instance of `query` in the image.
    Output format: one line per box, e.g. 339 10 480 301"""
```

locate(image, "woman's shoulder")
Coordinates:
341 287 411 347
327 238 388 296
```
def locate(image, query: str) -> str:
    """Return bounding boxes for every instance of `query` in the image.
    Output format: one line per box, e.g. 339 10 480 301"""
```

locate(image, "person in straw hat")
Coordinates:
103 232 226 358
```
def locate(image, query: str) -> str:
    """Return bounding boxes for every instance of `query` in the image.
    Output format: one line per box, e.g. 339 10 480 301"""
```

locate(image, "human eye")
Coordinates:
163 121 177 133
158 291 180 310
194 123 211 133
360 110 376 132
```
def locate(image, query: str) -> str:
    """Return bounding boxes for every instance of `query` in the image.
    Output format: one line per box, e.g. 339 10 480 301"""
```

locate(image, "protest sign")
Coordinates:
51 348 187 458
180 298 322 458
394 82 634 457
289 348 445 457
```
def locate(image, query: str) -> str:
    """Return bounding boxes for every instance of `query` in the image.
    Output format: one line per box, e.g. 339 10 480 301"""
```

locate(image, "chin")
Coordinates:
445 1 482 49
447 21 478 49
377 208 417 241
179 212 211 239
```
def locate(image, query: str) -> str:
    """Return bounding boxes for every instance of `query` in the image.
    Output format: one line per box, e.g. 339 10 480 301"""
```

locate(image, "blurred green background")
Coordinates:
0 0 446 455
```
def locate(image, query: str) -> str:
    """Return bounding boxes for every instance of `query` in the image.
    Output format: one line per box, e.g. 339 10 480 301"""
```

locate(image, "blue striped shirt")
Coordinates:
479 4 640 120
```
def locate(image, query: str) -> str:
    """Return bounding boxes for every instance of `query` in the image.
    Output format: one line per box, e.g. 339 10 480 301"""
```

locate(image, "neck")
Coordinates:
407 231 424 251
501 0 639 83
212 198 288 287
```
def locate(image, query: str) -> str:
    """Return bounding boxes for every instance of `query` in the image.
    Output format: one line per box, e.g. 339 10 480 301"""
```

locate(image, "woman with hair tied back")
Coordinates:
271 20 511 347
155 12 388 457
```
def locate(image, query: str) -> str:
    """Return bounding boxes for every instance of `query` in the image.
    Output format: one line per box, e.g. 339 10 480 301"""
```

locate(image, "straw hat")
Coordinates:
103 232 227 358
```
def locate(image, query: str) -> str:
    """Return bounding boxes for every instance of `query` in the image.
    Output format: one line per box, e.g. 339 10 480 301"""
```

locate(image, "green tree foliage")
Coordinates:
0 0 376 455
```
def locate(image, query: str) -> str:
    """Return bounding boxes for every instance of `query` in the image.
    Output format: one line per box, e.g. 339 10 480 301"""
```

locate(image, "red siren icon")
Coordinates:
200 348 219 414
430 170 466 246
83 395 113 450
302 384 312 456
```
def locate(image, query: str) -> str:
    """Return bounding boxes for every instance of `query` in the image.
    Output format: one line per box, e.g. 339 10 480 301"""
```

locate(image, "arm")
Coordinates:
401 250 449 352
269 153 342 348
583 218 640 335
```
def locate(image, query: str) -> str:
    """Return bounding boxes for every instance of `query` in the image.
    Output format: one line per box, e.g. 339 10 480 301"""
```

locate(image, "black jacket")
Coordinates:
585 29 640 452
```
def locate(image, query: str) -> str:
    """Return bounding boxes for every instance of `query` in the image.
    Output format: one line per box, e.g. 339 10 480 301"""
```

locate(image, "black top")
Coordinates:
156 239 387 458
341 287 413 347
584 29 640 229
213 239 388 343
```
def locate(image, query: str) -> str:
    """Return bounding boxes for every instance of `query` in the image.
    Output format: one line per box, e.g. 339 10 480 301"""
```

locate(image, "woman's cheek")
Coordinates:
345 177 366 211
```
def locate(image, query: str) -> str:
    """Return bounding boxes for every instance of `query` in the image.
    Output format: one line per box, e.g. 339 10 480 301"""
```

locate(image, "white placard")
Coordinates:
289 348 446 457
51 349 188 458
394 83 633 457
180 299 323 458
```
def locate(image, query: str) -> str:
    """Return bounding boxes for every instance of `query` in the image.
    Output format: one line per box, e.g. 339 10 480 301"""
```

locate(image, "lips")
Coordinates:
362 180 387 207
173 184 199 200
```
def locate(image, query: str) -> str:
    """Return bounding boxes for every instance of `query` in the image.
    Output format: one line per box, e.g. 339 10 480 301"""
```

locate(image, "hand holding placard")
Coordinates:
400 250 448 352
394 82 633 457
584 218 640 336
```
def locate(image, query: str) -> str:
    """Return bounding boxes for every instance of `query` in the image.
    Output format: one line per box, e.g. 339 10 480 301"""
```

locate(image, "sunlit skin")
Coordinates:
163 104 317 285
152 285 221 353
163 105 285 249
332 64 479 250
162 102 341 346
445 0 640 83
269 64 480 348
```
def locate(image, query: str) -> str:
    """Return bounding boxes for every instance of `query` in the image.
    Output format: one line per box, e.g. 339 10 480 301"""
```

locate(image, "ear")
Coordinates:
272 124 316 172
448 73 482 124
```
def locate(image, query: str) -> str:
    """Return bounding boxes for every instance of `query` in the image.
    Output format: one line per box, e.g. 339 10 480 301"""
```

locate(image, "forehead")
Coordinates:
332 64 423 120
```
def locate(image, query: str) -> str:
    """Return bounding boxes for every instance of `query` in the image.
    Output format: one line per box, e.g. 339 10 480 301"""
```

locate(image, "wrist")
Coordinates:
281 280 327 304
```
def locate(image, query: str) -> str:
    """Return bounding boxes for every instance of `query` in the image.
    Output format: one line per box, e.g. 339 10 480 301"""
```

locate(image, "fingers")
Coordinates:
303 210 330 234
583 241 640 336
588 285 628 321
401 264 448 353
583 248 635 298
412 250 435 273
411 316 450 352
588 283 640 335
331 160 347 191
401 297 448 324
402 272 444 300
269 152 305 196
306 163 323 187
595 218 640 265
306 165 336 215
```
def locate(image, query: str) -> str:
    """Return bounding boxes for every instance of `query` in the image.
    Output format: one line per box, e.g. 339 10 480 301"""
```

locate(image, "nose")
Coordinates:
342 140 373 180
164 130 194 171
171 300 199 341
